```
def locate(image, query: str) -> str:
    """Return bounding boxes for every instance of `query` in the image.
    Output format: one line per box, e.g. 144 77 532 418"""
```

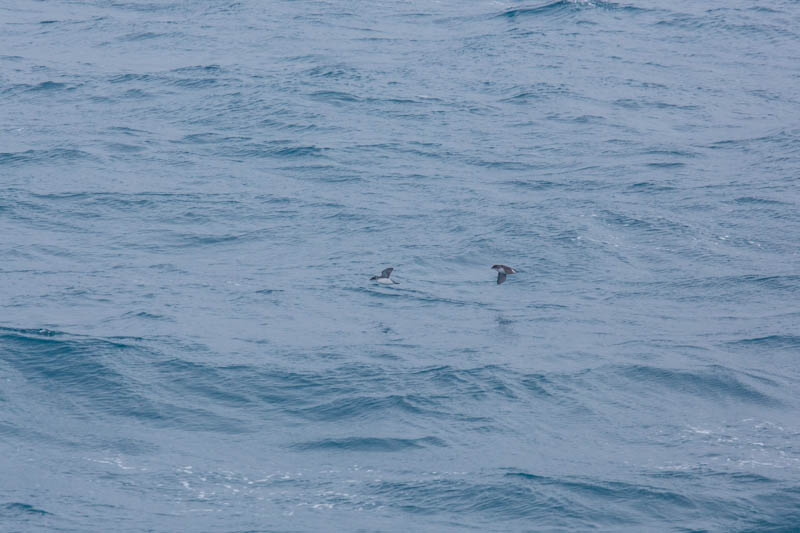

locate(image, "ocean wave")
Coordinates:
0 148 94 166
498 0 645 19
608 364 782 406
0 328 247 433
292 436 446 452
1 502 50 516
727 335 800 352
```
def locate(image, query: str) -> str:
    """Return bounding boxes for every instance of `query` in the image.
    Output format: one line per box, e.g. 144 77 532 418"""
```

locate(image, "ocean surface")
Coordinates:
2 0 799 531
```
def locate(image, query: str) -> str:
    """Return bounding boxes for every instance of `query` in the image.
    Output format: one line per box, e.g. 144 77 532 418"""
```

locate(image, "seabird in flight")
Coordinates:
371 267 399 285
491 264 517 285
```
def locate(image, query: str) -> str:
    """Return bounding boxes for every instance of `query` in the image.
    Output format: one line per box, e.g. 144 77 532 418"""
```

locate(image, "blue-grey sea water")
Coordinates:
2 0 800 531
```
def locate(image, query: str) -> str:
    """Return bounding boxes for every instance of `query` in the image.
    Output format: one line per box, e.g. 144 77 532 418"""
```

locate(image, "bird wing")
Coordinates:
381 268 393 278
497 272 507 285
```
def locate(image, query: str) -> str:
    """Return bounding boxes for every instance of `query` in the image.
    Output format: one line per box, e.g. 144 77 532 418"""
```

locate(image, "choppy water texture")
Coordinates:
2 0 800 531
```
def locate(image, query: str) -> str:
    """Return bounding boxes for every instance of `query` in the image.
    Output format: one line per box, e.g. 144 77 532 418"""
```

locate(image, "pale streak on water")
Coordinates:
1 0 800 531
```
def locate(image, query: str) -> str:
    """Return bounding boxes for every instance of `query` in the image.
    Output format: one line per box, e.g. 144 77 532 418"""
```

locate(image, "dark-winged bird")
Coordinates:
491 264 517 285
370 267 398 285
